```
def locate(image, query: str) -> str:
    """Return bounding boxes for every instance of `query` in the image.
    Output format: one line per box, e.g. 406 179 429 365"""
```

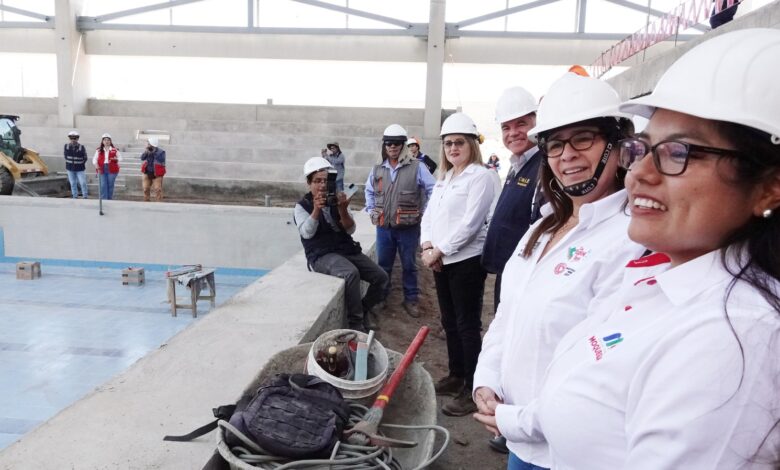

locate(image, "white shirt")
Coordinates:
420 163 500 264
473 189 646 467
92 146 123 166
525 250 780 469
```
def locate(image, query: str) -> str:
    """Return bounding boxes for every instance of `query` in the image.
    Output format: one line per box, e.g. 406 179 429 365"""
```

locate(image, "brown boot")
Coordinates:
441 388 478 417
434 375 464 397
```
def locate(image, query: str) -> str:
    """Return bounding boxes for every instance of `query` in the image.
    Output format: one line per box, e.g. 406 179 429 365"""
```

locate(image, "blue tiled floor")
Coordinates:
0 263 262 450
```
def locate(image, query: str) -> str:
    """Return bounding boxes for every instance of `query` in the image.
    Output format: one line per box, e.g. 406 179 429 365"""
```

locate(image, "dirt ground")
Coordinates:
375 258 507 470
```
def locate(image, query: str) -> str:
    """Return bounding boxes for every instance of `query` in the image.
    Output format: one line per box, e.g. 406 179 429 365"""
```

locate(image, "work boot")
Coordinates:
434 375 464 397
488 435 509 454
363 308 380 331
441 388 478 417
402 300 420 318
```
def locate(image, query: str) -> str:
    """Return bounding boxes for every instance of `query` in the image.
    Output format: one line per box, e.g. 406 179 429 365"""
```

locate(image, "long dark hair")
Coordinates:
521 117 633 257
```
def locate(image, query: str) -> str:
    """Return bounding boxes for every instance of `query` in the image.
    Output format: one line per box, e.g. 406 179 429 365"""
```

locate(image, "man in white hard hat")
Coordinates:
295 157 388 332
480 87 544 454
64 130 88 198
365 124 436 319
140 136 166 202
406 137 437 174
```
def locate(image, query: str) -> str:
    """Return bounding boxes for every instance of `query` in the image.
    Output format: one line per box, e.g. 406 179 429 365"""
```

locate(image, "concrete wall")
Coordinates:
0 196 300 270
608 3 780 100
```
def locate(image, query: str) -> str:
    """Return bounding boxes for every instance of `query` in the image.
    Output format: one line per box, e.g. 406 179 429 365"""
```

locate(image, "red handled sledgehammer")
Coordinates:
344 326 430 447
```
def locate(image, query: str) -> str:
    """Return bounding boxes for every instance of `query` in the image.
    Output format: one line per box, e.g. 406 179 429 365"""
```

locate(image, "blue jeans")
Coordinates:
376 225 420 303
508 452 549 470
99 164 117 200
66 170 88 198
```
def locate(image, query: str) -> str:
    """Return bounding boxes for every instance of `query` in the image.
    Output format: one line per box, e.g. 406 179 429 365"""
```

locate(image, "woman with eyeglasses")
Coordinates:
471 74 646 470
499 29 780 469
420 112 501 417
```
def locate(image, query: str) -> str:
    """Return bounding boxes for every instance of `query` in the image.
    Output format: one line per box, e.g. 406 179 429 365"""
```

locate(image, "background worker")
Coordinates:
93 133 121 200
325 142 346 192
407 137 437 174
295 157 388 333
140 136 166 202
365 124 435 318
421 113 500 417
63 130 88 199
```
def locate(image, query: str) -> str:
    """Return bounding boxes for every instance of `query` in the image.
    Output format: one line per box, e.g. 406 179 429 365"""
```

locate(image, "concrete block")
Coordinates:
121 267 145 285
16 261 41 280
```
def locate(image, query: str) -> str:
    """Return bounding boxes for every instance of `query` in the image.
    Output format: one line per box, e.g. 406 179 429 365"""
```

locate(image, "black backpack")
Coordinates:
164 373 351 459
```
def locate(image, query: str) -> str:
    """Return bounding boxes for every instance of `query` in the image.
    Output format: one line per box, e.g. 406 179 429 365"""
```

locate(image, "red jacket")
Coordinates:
96 147 120 174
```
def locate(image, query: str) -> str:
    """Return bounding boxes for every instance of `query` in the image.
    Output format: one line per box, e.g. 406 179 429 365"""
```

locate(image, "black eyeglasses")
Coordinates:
69 136 79 139
542 131 601 158
618 138 742 176
384 142 403 147
443 139 467 149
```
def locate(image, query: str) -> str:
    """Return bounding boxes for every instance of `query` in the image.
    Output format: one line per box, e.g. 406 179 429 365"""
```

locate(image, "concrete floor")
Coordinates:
0 262 264 450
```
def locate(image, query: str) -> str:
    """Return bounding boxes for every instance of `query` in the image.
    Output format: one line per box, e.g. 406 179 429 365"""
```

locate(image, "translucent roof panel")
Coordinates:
348 0 430 24
3 0 54 16
505 0 578 33
169 0 248 27
447 0 513 26
586 0 704 34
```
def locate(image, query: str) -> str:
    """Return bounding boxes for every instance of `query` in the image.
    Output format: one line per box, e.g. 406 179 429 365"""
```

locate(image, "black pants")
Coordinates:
433 255 487 385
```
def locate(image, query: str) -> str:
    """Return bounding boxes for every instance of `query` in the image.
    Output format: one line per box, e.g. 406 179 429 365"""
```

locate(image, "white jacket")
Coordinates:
473 189 646 467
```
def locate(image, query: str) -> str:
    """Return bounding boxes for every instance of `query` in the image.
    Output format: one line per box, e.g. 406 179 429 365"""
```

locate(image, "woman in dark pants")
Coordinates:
420 112 500 417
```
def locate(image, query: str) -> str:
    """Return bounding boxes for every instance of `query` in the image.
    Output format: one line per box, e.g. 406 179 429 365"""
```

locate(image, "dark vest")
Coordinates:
297 193 362 266
63 143 87 171
481 150 544 274
371 159 423 228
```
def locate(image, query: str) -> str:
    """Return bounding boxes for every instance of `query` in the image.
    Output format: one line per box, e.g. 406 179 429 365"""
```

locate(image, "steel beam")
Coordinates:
576 0 587 33
0 21 54 29
0 4 49 21
92 0 205 23
290 0 413 29
451 29 695 40
454 0 560 29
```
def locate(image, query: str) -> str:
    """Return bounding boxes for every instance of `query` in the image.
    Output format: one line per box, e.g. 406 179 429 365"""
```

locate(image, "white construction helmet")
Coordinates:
620 28 780 144
406 137 419 146
101 133 112 139
440 112 479 137
303 156 334 179
68 130 79 137
495 86 538 124
529 73 631 138
382 124 407 142
147 136 159 147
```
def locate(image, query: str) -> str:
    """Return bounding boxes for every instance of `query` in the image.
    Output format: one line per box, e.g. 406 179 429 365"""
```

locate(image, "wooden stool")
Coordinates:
166 268 216 318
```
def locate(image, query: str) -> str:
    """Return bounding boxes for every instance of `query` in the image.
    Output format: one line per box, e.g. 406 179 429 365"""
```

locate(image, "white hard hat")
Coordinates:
383 124 407 142
406 137 419 146
68 130 79 137
303 156 334 179
620 28 780 144
495 86 538 124
440 112 479 137
529 73 631 138
101 133 112 139
147 136 159 147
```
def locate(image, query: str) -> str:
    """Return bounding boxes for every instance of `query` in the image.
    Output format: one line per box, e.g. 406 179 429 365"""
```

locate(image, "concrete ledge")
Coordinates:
0 212 378 469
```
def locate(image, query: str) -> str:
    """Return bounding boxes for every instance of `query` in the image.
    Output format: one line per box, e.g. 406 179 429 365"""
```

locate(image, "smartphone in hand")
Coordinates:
344 183 359 200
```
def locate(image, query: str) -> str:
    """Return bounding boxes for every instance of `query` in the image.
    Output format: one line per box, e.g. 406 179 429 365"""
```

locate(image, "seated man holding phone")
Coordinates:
294 157 388 332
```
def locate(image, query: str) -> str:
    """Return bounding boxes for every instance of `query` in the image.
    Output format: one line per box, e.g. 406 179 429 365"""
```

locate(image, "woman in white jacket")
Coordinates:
472 74 646 470
499 29 780 470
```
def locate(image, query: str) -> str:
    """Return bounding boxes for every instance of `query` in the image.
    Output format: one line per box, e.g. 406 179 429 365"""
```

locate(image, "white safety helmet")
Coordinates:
382 124 407 143
101 133 112 140
529 73 631 138
68 130 79 137
440 112 479 138
620 28 780 144
303 156 334 179
406 137 419 147
495 86 538 124
147 136 159 147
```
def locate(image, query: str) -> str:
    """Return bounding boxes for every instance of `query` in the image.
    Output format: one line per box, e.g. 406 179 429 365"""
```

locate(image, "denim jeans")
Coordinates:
508 452 549 470
66 170 88 198
99 164 117 200
376 225 420 303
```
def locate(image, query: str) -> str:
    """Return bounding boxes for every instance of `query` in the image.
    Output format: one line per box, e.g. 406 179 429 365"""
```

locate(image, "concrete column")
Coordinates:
423 0 446 139
55 0 90 127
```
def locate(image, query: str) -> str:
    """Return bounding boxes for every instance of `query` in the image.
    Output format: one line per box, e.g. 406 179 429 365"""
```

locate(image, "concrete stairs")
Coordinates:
3 98 446 201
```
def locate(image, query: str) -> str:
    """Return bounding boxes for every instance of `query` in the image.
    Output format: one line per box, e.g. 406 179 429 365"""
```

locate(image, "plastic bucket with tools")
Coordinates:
306 328 389 400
